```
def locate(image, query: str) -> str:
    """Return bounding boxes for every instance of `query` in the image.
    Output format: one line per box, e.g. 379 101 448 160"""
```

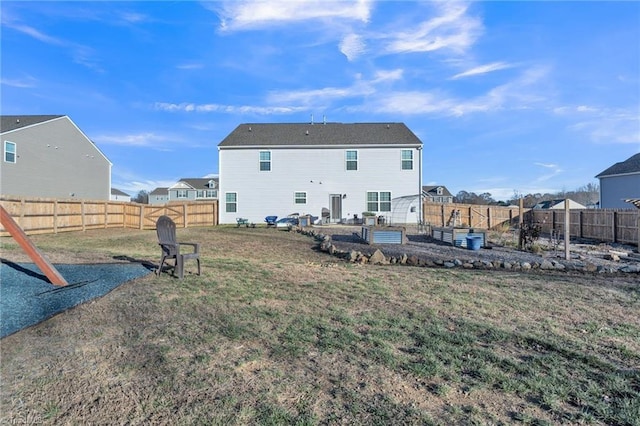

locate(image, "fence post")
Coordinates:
518 198 524 250
81 200 86 231
139 205 145 230
612 211 617 243
487 207 492 229
564 199 570 260
54 200 58 234
441 204 445 227
183 204 188 228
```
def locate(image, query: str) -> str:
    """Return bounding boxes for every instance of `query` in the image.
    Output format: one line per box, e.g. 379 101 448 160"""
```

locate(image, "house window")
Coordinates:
197 190 204 198
4 141 16 163
260 151 271 171
294 192 307 204
367 191 392 212
437 187 443 195
346 150 358 171
206 190 217 198
401 149 413 170
226 192 237 213
176 189 187 198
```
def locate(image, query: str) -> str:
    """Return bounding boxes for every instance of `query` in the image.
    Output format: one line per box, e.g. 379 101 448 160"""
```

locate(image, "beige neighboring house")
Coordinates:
533 199 587 210
110 188 131 202
149 187 169 205
1 115 111 200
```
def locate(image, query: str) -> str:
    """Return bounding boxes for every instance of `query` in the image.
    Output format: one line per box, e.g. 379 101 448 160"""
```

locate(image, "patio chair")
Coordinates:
156 215 201 279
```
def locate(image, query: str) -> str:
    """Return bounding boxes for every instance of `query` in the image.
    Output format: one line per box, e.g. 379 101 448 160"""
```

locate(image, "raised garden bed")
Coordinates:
361 226 406 244
432 226 486 249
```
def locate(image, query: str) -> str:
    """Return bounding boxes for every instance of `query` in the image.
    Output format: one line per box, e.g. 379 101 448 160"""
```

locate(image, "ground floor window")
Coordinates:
366 191 391 212
226 192 237 213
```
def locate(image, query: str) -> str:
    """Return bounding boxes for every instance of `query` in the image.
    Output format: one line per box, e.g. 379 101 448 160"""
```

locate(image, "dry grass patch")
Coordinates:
1 226 639 425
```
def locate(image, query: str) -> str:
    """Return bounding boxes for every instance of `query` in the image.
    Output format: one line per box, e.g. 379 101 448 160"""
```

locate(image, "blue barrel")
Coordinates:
466 236 482 250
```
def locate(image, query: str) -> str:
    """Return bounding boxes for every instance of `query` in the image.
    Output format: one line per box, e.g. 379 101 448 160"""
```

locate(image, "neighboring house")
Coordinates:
110 188 131 202
533 199 587 210
149 187 169 205
422 185 453 203
595 153 640 209
168 177 219 203
218 122 423 224
1 115 111 200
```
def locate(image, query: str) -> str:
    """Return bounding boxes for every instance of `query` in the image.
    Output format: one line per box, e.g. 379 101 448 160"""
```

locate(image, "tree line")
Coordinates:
454 183 600 208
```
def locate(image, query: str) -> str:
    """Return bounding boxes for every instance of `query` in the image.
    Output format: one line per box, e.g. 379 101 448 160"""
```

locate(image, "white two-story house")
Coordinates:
218 122 423 225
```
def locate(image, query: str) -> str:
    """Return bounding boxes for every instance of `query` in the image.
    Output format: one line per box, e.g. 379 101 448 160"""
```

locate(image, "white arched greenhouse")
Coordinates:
388 194 422 225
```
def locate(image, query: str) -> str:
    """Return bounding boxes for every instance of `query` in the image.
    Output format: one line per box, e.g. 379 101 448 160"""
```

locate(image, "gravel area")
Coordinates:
312 224 640 274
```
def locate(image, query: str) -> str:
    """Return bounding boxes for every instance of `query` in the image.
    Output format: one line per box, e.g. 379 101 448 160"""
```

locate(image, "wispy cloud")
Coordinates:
340 33 366 61
1 76 37 88
2 18 102 72
450 61 515 80
382 2 483 55
176 63 205 70
93 132 174 148
154 102 305 115
213 0 371 32
555 105 640 145
534 162 563 183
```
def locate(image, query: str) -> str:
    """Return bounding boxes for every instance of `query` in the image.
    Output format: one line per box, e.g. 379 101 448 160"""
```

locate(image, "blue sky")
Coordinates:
2 1 639 201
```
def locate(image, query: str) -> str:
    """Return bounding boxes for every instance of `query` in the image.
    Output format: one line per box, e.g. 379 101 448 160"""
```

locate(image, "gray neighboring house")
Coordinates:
168 178 219 203
595 153 640 209
422 185 453 203
110 188 131 202
149 187 169 205
1 115 111 200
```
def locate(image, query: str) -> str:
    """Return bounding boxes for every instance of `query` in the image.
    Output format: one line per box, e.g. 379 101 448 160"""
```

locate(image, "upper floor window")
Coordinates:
260 151 271 171
346 150 358 171
207 179 217 188
401 149 413 170
294 191 307 204
367 191 392 212
437 186 443 195
206 190 217 198
4 141 16 163
176 189 188 198
225 192 237 213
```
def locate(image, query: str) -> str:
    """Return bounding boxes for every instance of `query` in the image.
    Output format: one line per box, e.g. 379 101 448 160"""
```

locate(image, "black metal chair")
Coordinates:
156 215 201 279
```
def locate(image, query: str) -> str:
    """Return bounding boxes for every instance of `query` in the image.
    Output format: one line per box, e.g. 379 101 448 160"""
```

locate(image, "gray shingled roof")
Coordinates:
595 153 640 178
1 115 65 133
422 185 453 197
178 178 218 189
150 187 169 196
218 123 423 147
110 188 130 196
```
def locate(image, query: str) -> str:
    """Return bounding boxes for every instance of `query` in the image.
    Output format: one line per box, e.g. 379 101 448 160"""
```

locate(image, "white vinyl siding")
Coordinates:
260 151 271 171
345 150 358 171
401 149 413 170
225 192 237 213
4 141 16 163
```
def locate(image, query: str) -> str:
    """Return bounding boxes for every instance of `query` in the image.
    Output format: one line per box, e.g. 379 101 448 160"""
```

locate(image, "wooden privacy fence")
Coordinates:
422 201 639 246
422 202 524 230
0 196 218 236
525 209 639 246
